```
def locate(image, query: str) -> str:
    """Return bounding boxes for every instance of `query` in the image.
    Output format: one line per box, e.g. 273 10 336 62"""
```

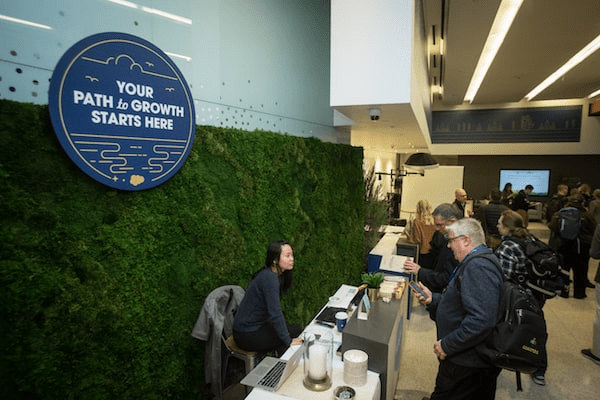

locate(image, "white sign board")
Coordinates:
399 166 464 221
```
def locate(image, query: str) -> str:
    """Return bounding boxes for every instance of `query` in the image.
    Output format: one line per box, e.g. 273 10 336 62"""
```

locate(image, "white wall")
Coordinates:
411 0 433 148
330 0 413 106
0 0 346 143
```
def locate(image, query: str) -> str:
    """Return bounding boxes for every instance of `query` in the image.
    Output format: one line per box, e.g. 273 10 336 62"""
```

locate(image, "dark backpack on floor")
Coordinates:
469 254 548 392
511 236 570 299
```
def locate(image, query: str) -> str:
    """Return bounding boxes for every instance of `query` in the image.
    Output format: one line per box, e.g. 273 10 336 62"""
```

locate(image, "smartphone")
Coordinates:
410 281 429 299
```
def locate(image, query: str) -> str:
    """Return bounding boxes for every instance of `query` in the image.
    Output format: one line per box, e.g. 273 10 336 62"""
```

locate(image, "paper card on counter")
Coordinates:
327 284 358 308
380 254 412 273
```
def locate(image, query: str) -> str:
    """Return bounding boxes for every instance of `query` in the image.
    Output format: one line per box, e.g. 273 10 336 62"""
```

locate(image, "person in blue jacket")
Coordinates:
233 240 302 356
411 218 504 400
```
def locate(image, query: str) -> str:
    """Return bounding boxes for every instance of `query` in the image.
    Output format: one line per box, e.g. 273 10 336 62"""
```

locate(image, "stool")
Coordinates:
223 335 262 374
222 335 265 396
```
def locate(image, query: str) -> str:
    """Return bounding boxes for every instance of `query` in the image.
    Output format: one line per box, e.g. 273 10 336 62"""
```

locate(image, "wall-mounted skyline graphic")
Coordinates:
431 105 582 144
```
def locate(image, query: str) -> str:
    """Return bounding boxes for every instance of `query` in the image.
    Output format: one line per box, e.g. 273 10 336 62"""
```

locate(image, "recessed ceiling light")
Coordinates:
463 0 524 103
0 14 53 30
525 33 600 101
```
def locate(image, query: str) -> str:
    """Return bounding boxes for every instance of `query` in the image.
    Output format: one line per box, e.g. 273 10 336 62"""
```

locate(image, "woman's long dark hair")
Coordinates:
500 210 531 239
254 240 293 295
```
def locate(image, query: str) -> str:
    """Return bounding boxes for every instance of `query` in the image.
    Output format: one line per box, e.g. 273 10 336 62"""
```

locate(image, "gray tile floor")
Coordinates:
395 259 600 400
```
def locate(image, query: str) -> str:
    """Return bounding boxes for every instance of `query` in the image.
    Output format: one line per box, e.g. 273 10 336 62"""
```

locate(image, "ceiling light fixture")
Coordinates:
463 0 524 103
141 6 192 25
404 152 439 171
375 153 438 182
525 33 600 101
0 14 52 30
587 88 600 99
107 0 138 9
108 1 192 25
165 51 192 62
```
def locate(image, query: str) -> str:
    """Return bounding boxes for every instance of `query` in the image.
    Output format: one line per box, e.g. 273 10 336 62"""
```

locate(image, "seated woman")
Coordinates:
407 199 437 269
233 240 303 356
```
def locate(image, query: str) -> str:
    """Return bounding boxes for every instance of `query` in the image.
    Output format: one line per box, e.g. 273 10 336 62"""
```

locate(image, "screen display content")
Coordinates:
499 169 550 197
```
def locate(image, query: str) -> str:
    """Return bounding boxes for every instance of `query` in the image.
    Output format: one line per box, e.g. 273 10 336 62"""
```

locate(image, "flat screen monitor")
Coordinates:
499 169 550 197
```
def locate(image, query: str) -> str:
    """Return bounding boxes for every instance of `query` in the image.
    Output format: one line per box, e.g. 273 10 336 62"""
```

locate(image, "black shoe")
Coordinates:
560 290 569 298
574 293 587 299
586 281 596 289
581 349 600 365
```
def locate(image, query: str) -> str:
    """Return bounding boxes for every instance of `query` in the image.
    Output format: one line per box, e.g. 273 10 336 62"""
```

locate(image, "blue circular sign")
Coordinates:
49 32 195 191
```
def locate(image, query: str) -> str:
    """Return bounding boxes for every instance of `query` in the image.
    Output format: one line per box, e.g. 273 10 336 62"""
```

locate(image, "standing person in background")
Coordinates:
452 188 472 218
579 183 593 207
546 184 569 222
411 218 504 400
407 199 438 269
548 195 596 299
512 184 534 227
501 182 514 208
581 224 600 365
588 188 600 225
475 189 509 248
233 240 303 356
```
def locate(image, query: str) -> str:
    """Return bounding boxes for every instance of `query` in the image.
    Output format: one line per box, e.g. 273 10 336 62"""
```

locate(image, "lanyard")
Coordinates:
447 246 488 284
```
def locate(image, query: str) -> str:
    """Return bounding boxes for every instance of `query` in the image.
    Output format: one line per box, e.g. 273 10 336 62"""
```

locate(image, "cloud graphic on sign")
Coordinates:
81 54 177 81
130 175 145 186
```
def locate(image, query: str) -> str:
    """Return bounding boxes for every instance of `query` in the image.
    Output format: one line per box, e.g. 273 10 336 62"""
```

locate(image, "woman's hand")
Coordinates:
292 337 303 346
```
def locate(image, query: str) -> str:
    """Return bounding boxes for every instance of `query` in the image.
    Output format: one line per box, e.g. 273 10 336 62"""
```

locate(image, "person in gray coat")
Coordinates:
191 285 245 398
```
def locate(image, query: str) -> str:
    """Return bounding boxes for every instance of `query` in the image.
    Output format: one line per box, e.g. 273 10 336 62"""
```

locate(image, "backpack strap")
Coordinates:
463 249 502 275
454 249 504 290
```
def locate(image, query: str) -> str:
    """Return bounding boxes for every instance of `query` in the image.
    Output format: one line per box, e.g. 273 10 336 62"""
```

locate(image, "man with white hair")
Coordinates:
411 218 503 400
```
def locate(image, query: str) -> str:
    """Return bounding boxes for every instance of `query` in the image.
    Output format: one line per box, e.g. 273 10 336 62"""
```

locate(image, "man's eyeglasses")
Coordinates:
445 234 466 243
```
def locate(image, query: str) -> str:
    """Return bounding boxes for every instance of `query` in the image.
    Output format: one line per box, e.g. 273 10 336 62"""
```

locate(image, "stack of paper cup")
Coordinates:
343 349 368 387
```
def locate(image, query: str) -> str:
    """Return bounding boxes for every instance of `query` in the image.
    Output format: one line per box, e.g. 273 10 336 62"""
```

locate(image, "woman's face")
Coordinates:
278 244 294 271
497 216 509 236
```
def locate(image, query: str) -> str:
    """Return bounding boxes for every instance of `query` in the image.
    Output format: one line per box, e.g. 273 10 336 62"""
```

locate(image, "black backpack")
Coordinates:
469 253 548 392
510 236 570 299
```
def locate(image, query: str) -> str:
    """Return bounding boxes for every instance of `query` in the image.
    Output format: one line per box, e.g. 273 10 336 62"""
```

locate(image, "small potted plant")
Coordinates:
361 272 385 302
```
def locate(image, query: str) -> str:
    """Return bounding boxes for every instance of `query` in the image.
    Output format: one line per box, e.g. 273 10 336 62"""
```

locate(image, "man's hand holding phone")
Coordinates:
409 281 432 305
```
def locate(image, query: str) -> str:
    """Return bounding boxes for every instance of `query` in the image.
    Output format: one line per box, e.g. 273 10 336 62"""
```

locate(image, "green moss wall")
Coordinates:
0 100 365 399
